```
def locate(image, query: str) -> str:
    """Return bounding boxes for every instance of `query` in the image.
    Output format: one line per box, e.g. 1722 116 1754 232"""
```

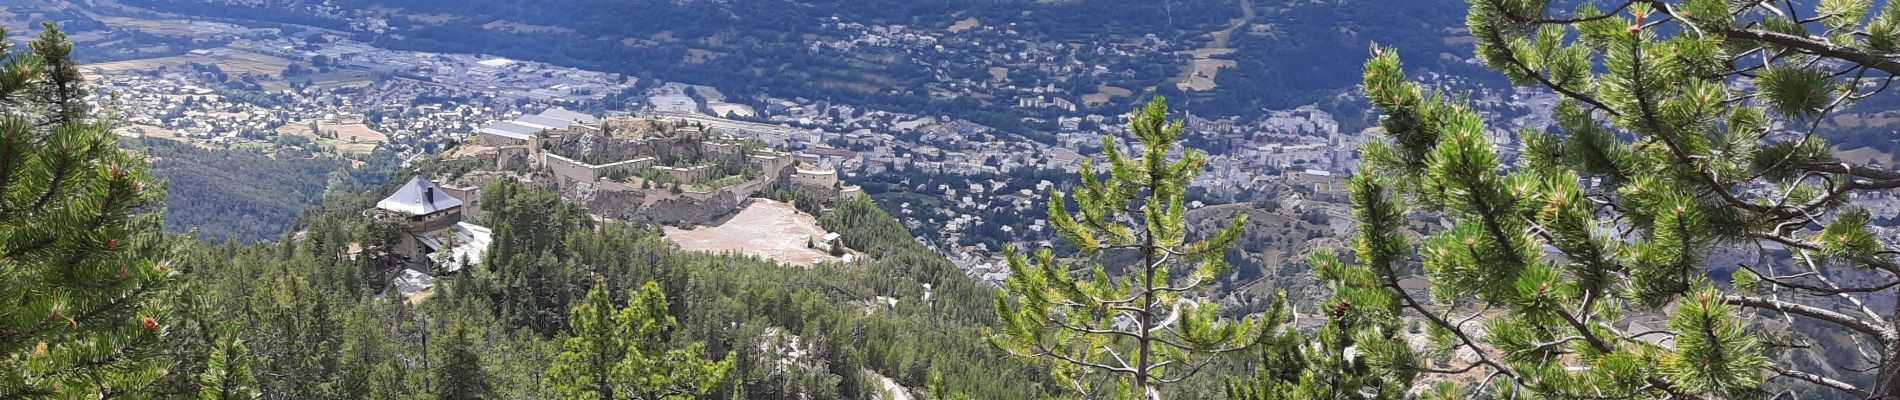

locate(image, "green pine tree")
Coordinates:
198 326 260 400
435 323 495 400
1339 0 1900 395
1229 174 1429 400
547 278 734 400
924 370 974 400
366 358 412 400
28 22 87 126
991 97 1272 399
0 23 178 398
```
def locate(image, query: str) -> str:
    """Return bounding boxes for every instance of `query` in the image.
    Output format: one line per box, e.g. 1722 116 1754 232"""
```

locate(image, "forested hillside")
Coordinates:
133 137 391 242
148 176 1117 398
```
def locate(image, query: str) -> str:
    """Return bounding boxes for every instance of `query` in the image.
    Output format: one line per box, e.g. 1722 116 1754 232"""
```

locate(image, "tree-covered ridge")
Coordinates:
134 137 392 243
139 174 1059 399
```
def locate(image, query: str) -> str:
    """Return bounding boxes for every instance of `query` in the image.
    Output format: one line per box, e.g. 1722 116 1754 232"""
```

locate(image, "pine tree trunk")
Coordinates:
1137 182 1157 400
1877 332 1900 399
1138 250 1154 399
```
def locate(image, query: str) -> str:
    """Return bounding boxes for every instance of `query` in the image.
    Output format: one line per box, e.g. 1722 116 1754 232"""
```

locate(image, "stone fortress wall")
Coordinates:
526 116 859 224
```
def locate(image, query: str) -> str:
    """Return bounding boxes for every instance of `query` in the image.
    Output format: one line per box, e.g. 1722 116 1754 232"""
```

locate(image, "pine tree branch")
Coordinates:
1153 355 1219 384
1554 309 1616 353
1620 329 1674 341
1720 27 1900 77
25 147 81 215
1612 8 1893 226
1147 300 1182 335
1849 75 1899 101
1525 335 1586 353
6 179 134 262
1381 280 1524 384
1149 278 1208 295
0 281 154 345
1793 253 1889 325
2 235 56 259
19 331 163 399
1046 316 1142 341
0 386 57 400
1417 361 1491 376
1011 334 1139 376
1740 264 1900 294
1102 344 1135 373
1769 364 1871 398
1475 26 1622 116
1627 39 1783 221
1797 162 1900 188
1146 333 1253 355
1799 67 1865 137
1477 0 1637 24
1749 232 1900 277
1053 299 1146 315
1772 167 1895 227
1723 294 1894 341
1348 171 1532 387
1653 2 1708 39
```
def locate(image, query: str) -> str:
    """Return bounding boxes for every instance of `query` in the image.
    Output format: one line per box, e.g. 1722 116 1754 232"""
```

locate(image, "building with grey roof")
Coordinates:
372 176 491 275
514 114 573 130
477 121 542 144
376 176 466 218
539 108 599 124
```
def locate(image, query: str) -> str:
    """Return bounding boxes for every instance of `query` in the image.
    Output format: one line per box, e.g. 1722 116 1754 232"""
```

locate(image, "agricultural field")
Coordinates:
1176 56 1236 92
82 47 295 78
1082 84 1134 107
1838 146 1897 166
948 17 980 33
112 124 200 146
275 121 389 155
295 70 377 89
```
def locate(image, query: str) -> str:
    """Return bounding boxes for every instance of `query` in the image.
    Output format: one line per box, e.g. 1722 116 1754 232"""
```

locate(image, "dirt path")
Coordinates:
1176 0 1253 91
868 370 914 400
1211 0 1255 49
